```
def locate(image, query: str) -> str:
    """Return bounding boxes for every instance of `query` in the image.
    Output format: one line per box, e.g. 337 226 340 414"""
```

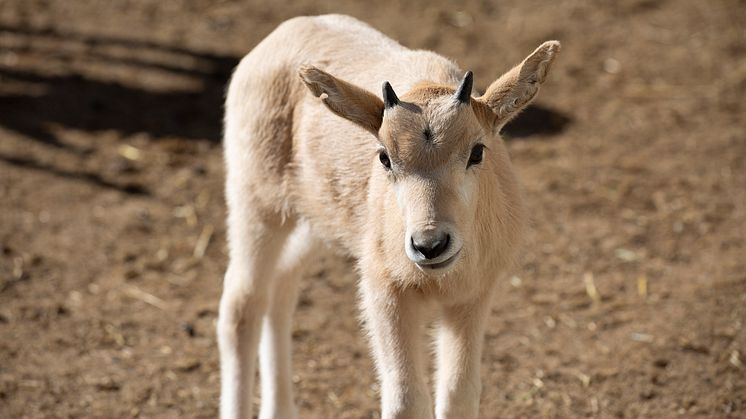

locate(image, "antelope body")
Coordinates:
218 14 559 419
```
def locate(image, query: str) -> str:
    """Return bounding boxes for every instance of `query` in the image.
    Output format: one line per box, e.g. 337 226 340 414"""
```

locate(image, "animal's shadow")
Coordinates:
0 23 238 150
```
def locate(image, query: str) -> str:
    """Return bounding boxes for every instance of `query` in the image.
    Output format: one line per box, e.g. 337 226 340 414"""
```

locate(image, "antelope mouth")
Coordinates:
416 248 462 271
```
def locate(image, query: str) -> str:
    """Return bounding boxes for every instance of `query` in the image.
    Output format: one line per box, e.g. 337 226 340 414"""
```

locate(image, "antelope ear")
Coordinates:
476 41 561 133
299 65 384 135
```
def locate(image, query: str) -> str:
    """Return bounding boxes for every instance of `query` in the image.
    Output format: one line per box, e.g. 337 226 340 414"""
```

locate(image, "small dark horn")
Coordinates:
382 81 400 109
454 71 473 104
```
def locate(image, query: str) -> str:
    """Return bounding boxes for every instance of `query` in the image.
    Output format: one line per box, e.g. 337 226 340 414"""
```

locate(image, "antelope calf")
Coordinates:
218 14 559 419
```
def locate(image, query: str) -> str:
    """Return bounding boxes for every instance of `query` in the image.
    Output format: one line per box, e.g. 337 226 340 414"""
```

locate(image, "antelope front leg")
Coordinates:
361 282 434 419
218 220 290 419
434 292 493 419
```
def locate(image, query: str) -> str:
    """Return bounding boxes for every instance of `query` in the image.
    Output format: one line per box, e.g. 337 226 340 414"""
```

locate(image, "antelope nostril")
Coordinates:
411 233 450 260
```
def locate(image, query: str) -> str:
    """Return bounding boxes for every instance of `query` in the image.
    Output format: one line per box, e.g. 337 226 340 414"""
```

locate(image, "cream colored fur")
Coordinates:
218 14 560 419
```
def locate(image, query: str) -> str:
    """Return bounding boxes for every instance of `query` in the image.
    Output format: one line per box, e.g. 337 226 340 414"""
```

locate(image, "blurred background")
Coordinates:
0 0 744 417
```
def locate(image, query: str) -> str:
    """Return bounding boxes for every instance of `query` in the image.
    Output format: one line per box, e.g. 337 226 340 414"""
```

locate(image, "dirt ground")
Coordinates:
1 0 744 418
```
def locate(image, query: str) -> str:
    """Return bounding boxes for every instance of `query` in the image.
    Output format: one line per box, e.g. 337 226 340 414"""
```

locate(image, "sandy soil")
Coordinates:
1 0 745 417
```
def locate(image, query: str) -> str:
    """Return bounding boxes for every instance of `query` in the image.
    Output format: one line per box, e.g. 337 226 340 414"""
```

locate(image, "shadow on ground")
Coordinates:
0 23 237 151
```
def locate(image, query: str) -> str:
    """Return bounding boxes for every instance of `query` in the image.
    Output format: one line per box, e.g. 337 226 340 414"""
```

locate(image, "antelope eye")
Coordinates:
468 144 485 167
379 150 392 170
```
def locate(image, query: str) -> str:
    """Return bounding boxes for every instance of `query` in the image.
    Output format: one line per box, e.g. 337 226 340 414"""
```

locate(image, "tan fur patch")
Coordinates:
402 82 457 104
